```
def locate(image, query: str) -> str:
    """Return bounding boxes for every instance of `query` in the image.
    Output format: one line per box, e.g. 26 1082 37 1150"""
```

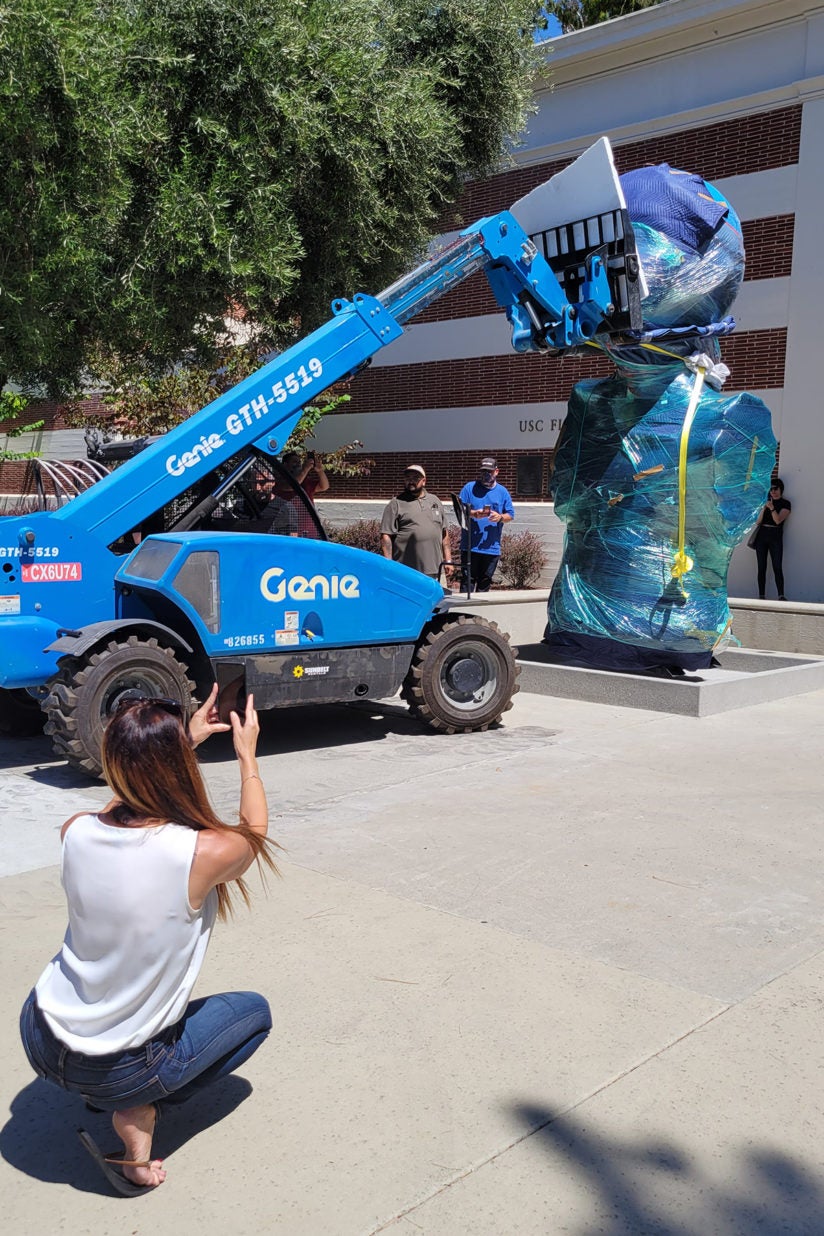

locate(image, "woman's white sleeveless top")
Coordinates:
35 813 217 1055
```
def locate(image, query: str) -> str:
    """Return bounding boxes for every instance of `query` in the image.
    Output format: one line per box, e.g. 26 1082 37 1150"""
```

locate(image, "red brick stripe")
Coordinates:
322 449 554 502
1 395 109 434
742 215 794 280
439 105 802 229
347 329 786 414
417 214 795 325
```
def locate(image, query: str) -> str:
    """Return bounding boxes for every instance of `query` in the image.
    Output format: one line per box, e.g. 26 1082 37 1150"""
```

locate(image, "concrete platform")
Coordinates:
441 589 824 661
727 597 824 656
516 645 824 716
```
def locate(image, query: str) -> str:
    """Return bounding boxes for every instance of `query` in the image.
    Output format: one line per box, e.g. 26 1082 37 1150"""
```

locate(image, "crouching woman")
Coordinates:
19 687 277 1195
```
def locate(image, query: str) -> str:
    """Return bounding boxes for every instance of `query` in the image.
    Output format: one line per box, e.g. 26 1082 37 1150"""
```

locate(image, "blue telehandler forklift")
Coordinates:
0 140 642 775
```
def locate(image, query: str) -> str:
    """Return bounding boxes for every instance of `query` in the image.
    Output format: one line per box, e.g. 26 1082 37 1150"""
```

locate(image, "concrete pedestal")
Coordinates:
516 645 824 716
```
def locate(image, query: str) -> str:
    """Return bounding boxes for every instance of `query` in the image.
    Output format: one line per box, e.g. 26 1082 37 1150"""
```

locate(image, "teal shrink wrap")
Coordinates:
546 167 775 672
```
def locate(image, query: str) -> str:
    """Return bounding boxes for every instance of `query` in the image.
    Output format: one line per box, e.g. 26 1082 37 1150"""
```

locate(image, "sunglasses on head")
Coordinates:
113 695 186 718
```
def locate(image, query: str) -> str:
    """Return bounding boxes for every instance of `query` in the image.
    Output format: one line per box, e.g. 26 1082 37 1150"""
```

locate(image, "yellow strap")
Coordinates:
712 615 733 650
635 341 686 362
588 336 709 585
592 338 687 364
670 365 706 581
682 616 734 650
743 435 759 491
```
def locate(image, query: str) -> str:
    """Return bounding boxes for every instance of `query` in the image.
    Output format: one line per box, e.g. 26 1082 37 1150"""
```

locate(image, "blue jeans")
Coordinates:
460 550 499 592
20 989 271 1111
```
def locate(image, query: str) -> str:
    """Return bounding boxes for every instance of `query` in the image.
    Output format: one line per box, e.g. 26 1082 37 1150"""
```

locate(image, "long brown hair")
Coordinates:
101 700 279 920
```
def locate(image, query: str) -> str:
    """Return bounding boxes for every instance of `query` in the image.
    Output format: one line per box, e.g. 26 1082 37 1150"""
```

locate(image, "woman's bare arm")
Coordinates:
189 695 268 906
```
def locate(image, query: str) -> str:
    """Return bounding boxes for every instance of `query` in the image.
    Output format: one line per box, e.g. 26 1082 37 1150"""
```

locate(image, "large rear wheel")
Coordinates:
44 636 196 777
401 615 519 734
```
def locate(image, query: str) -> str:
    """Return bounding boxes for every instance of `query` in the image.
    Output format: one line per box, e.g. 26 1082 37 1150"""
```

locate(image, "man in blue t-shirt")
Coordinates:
458 456 515 591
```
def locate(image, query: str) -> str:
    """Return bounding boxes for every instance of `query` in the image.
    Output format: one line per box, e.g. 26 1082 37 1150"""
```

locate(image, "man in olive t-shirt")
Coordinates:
380 465 453 581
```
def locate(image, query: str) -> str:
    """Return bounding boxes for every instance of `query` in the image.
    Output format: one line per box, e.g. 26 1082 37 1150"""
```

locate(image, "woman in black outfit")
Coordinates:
754 478 791 600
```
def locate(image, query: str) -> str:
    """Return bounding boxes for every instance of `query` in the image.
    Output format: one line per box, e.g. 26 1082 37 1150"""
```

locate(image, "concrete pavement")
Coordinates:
2 686 824 1234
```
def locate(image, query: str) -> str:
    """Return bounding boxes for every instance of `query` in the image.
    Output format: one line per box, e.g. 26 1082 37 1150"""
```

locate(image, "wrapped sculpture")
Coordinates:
546 164 776 672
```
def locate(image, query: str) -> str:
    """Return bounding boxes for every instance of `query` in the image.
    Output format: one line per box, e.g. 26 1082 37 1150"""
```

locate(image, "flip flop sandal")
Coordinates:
77 1128 162 1197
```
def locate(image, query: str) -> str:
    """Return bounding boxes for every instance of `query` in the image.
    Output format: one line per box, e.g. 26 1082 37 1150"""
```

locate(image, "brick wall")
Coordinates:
438 105 802 230
343 329 786 416
416 215 795 325
0 458 72 503
0 449 555 506
2 331 786 497
0 395 110 496
743 215 795 280
1 394 109 436
323 450 553 503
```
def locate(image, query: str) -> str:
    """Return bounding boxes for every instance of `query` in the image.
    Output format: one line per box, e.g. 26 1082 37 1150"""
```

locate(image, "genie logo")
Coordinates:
166 432 225 477
260 566 360 603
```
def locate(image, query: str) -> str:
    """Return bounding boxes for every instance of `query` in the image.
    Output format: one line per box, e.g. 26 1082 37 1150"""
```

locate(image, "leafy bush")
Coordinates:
498 530 548 589
446 523 462 561
0 499 50 516
324 519 547 588
326 518 382 554
0 391 43 462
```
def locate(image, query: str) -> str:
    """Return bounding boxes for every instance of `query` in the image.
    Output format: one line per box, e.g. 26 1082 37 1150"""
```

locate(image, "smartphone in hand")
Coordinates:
216 664 248 724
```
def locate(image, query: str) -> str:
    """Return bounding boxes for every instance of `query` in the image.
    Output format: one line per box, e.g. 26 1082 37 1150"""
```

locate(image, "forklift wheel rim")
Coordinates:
438 644 499 710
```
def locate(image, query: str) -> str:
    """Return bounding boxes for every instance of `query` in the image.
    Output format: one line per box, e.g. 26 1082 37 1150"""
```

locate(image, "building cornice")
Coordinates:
538 0 824 88
516 79 824 171
517 0 824 169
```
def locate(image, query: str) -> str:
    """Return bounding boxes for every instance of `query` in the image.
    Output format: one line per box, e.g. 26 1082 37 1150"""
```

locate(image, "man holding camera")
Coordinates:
458 456 515 591
273 450 330 536
278 451 329 504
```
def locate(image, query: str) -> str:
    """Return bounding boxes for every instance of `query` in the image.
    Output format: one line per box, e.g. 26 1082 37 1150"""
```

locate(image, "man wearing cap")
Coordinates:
380 465 453 581
458 457 515 591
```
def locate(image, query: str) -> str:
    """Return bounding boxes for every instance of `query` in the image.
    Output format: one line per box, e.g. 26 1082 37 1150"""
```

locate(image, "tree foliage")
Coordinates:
1 0 545 395
64 342 367 475
0 392 43 461
543 1 659 33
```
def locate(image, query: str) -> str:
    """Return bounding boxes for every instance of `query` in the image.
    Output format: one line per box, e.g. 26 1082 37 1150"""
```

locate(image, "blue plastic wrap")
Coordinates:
630 216 743 333
622 168 745 330
546 168 775 671
549 369 776 666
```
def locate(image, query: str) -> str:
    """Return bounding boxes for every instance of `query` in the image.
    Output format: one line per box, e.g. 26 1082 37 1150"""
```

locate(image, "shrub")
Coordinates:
324 519 546 588
498 530 548 589
0 499 50 516
326 518 382 554
446 523 462 561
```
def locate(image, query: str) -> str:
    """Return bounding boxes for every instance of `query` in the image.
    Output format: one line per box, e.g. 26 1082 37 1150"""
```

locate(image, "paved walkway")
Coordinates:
2 686 823 1234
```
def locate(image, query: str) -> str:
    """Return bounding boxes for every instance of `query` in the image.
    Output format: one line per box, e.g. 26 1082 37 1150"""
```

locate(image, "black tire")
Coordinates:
44 636 196 778
0 687 47 737
402 615 520 734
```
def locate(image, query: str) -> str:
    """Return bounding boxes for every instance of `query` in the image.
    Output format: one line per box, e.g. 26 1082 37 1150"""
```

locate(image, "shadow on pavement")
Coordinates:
513 1102 824 1236
197 700 421 767
0 700 421 787
1 1075 253 1195
0 736 62 774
